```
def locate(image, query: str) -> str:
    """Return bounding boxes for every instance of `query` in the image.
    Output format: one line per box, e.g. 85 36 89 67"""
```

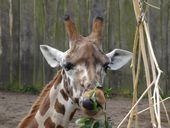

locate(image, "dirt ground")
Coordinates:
0 91 170 128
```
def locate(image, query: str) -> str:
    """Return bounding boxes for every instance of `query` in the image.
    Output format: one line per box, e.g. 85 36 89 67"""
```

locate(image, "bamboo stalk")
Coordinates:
134 41 142 128
117 80 155 128
127 2 142 127
159 96 170 127
144 20 163 128
132 0 141 22
119 1 165 127
144 1 160 10
137 97 170 115
132 1 157 127
129 47 142 128
146 20 160 128
128 27 140 128
139 23 156 128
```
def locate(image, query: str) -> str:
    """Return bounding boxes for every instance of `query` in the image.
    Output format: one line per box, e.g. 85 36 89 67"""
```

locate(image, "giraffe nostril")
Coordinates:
87 83 91 88
82 99 94 110
85 82 94 90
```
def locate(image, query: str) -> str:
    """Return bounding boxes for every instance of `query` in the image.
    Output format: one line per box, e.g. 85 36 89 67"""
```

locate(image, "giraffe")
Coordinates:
18 15 132 128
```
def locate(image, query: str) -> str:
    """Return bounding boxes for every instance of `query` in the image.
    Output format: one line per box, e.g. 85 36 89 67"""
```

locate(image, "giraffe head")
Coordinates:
40 15 132 117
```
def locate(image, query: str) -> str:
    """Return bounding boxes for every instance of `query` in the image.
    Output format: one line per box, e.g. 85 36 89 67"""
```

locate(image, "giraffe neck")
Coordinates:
18 70 78 128
35 73 77 128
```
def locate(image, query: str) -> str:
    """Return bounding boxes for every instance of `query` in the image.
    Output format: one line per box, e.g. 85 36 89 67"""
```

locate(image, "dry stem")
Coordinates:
137 97 170 115
139 23 156 127
128 27 140 128
119 1 167 128
144 21 163 128
117 80 155 128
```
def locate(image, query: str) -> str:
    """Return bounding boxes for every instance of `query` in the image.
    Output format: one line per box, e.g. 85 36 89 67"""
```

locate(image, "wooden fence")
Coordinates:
0 0 170 94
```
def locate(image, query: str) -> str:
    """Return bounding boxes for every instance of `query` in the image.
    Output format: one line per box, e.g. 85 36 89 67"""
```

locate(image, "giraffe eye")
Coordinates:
63 62 75 71
103 63 109 72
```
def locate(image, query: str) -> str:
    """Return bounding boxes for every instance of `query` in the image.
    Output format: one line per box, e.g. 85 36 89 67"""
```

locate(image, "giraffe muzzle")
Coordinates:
82 98 95 111
80 88 106 116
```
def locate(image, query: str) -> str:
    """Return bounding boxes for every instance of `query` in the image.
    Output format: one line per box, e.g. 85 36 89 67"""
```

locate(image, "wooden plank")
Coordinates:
55 0 67 51
167 1 170 94
34 0 45 87
120 0 135 50
19 0 35 87
0 2 2 84
118 0 135 91
77 0 90 36
0 0 11 88
105 0 121 89
43 0 58 83
0 15 1 56
0 0 169 94
158 0 170 94
11 0 20 88
148 0 162 69
90 0 106 31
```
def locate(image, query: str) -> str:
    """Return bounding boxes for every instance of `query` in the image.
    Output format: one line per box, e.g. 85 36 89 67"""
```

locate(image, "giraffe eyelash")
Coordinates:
103 63 109 72
63 62 75 71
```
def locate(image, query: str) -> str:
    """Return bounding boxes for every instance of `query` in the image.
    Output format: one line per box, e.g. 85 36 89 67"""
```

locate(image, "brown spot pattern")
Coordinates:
54 72 62 89
56 125 64 128
44 117 55 128
60 89 69 101
95 88 106 105
39 95 50 116
64 79 69 92
18 70 63 128
55 98 65 115
70 86 73 97
64 78 74 98
67 78 70 85
74 98 79 105
69 109 77 121
28 118 38 128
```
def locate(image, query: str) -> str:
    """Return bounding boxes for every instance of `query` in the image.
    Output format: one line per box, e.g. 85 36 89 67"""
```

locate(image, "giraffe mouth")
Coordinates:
79 88 106 116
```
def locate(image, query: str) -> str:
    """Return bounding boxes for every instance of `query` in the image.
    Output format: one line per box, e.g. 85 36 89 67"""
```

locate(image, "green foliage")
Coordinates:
76 117 112 128
103 87 113 99
0 84 41 94
76 83 112 128
86 87 102 112
111 86 133 97
19 86 40 94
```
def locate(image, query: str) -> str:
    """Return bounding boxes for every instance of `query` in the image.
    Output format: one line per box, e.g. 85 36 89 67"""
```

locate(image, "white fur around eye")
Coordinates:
96 64 102 73
65 69 75 80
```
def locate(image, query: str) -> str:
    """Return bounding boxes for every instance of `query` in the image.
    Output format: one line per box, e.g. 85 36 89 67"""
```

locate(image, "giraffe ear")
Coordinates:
40 45 65 68
106 49 132 70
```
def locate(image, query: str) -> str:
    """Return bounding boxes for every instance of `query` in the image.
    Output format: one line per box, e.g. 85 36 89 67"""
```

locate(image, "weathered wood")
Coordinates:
43 0 58 83
19 0 35 87
34 0 45 87
0 1 2 82
0 0 169 94
159 0 170 95
0 0 11 87
149 0 170 95
0 15 2 56
11 0 20 88
167 1 170 95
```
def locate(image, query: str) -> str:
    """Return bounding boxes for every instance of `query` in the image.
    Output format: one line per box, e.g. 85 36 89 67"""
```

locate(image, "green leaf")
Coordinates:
96 81 102 88
104 87 113 99
76 116 112 128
